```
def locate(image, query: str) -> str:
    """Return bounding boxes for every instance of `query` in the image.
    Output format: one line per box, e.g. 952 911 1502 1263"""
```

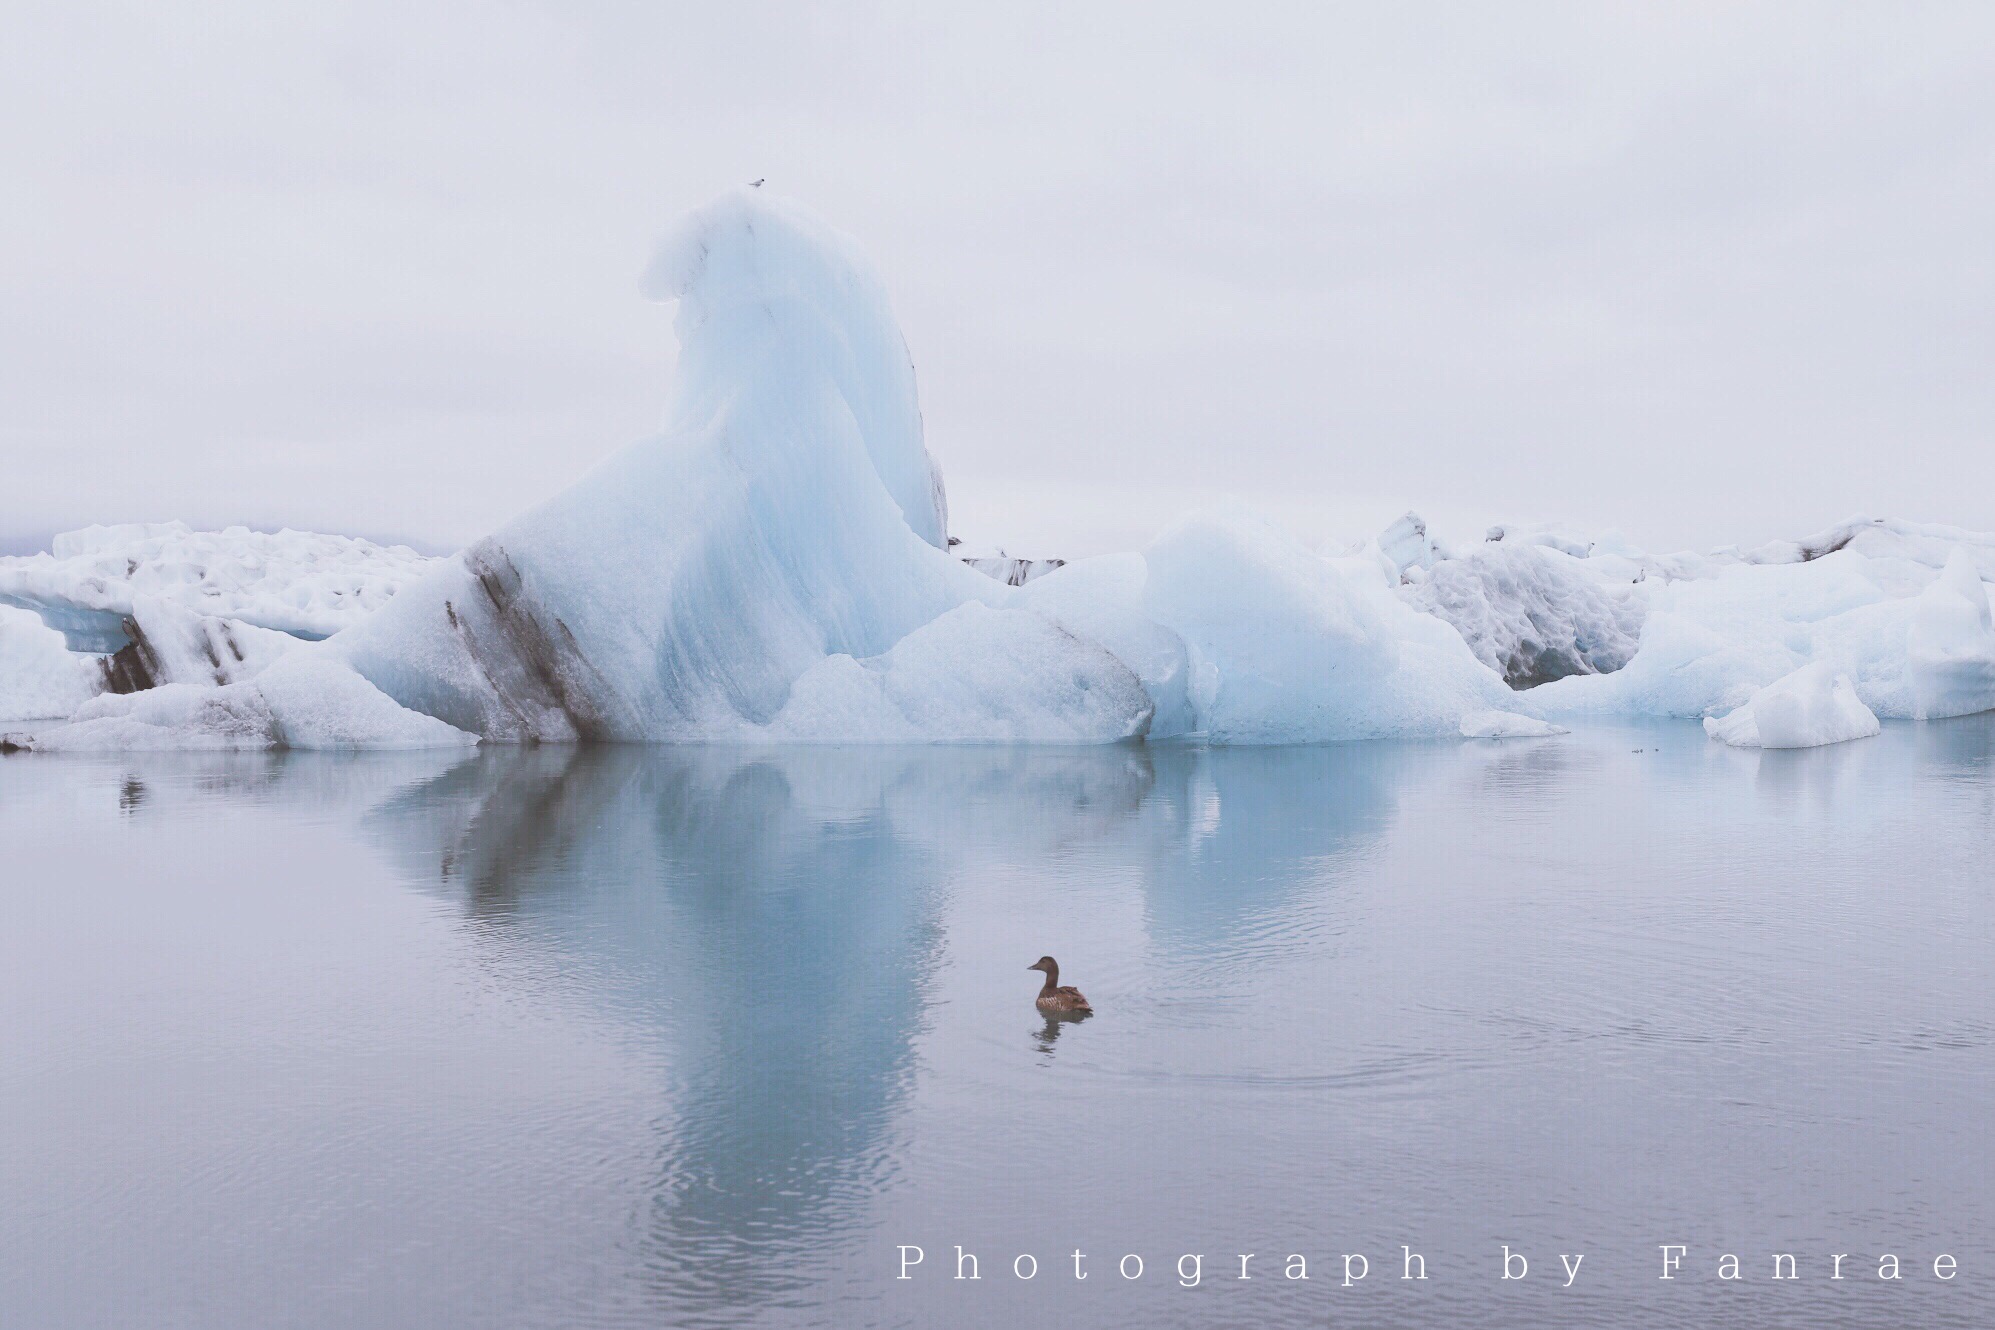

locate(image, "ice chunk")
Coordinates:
1014 553 1195 739
1907 548 1995 720
1403 542 1646 688
1375 511 1441 579
0 605 96 721
1460 710 1569 739
767 601 1151 743
1141 506 1514 742
1702 661 1881 749
13 653 475 752
17 684 279 751
256 654 479 749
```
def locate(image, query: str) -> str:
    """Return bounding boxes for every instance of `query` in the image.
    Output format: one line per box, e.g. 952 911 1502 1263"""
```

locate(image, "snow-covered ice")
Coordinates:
0 522 442 648
1402 539 1645 688
0 522 443 704
1702 662 1881 749
3 190 1994 752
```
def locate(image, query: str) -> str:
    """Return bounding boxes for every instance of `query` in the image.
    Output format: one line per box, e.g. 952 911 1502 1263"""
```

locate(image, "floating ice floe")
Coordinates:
3 189 1995 751
1460 710 1569 739
1702 662 1881 749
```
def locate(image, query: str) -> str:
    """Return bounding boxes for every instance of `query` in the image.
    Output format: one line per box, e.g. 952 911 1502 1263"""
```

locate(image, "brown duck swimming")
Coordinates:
1027 956 1092 1014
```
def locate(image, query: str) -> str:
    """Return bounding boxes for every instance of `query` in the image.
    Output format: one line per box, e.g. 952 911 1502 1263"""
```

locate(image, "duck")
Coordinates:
1027 956 1092 1015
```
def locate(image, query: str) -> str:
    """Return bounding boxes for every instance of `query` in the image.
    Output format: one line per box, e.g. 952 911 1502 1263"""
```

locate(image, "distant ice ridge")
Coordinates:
958 553 1066 587
1521 528 1995 724
1374 512 1995 727
4 190 1995 750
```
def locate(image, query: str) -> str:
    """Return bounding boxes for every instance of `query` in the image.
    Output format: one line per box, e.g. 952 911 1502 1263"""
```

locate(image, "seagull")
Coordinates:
748 178 765 187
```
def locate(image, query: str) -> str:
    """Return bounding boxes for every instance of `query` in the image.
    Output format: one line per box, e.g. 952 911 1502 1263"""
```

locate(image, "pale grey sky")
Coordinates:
4 2 1993 558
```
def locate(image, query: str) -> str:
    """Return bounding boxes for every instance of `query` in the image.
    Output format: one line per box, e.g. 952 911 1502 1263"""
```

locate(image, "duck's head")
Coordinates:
1027 956 1058 974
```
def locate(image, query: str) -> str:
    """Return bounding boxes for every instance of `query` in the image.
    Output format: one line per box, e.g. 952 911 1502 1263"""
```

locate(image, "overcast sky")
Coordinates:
4 2 1993 558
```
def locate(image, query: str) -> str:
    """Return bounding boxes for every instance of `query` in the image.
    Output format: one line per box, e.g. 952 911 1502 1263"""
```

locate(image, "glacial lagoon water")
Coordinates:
3 720 1992 1329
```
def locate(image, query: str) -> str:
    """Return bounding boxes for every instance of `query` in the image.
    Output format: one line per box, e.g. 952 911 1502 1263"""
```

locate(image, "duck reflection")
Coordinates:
1032 1009 1090 1059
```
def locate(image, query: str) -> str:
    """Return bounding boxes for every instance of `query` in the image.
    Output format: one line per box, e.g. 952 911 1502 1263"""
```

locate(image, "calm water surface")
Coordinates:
3 721 1992 1328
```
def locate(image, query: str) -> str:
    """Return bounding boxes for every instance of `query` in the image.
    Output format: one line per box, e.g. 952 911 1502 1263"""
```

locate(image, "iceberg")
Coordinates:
1702 662 1881 749
316 190 1147 744
4 189 1993 752
271 195 1510 748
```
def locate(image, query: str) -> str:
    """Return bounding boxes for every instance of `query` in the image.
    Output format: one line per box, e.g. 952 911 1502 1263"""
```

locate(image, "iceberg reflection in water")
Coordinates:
2 723 1992 1329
